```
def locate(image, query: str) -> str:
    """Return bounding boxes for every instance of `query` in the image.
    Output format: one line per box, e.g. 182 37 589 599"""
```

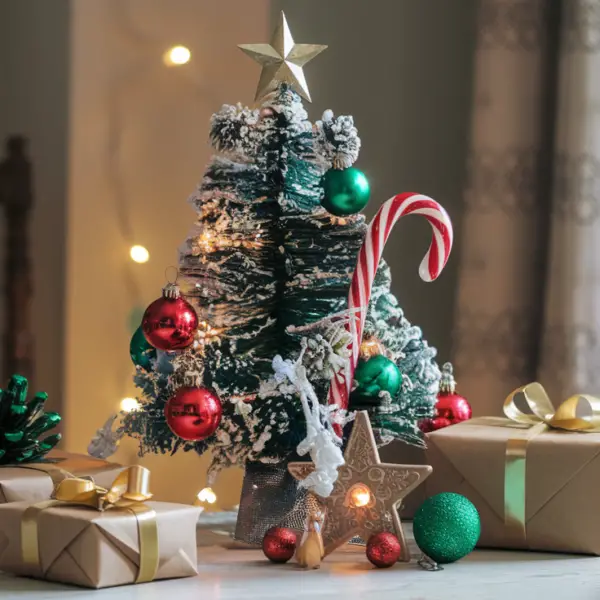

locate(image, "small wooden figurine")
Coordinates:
296 500 325 570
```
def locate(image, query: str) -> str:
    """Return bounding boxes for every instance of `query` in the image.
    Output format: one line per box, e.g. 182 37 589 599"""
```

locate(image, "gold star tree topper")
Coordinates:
289 412 432 562
239 12 327 102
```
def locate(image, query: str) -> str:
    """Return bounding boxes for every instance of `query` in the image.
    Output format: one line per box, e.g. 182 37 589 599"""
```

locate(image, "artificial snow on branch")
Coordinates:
313 110 361 170
209 103 262 159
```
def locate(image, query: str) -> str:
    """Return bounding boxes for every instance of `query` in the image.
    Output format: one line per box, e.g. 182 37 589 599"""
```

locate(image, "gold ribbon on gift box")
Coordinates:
21 465 158 584
1 462 74 487
503 382 600 542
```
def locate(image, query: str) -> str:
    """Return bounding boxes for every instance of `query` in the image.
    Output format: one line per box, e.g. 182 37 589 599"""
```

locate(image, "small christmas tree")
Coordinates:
121 13 442 541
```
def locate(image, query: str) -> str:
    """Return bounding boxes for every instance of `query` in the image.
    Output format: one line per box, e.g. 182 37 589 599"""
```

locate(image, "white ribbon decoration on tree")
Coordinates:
268 348 345 498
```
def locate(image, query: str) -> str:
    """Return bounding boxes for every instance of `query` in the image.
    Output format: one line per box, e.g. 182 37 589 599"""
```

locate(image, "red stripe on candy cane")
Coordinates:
329 192 453 417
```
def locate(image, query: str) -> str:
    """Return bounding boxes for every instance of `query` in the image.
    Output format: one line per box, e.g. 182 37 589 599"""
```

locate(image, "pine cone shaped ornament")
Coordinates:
0 375 61 464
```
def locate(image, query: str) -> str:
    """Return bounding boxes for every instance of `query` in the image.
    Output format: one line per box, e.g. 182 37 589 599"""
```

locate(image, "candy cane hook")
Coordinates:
329 192 453 412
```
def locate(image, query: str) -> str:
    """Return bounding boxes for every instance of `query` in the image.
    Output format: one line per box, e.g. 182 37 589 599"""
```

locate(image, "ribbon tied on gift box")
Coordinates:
21 465 159 584
503 382 600 543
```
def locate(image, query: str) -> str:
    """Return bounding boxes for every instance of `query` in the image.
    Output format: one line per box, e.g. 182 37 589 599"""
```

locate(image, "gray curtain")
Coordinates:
452 0 600 414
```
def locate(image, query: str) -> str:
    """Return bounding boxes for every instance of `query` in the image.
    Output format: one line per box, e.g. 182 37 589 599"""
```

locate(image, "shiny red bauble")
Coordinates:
366 532 401 568
165 387 222 441
419 363 471 433
262 527 298 563
436 392 472 423
419 416 453 433
419 401 471 433
142 284 198 351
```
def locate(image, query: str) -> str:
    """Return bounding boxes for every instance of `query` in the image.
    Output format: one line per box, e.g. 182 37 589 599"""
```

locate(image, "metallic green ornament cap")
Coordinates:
321 167 370 217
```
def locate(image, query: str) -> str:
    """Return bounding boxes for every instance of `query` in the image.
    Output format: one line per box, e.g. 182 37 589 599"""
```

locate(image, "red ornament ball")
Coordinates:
419 418 434 433
262 527 297 563
432 416 453 430
419 416 453 433
142 284 198 351
436 363 471 425
366 532 401 568
419 363 472 433
165 387 222 441
436 393 472 424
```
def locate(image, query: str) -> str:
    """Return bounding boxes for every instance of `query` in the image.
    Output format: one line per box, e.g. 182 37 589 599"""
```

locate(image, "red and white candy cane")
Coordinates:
329 192 453 413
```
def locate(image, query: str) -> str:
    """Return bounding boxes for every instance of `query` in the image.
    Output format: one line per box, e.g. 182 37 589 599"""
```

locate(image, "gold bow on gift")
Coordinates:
504 382 600 433
503 383 600 543
21 465 158 584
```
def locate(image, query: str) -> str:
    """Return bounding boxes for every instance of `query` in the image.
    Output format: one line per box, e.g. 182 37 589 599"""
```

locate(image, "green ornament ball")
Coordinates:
130 325 157 371
413 493 481 564
353 355 402 401
321 167 370 216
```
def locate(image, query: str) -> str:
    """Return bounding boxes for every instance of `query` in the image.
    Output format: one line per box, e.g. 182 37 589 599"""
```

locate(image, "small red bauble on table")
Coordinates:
366 532 402 568
419 363 472 433
262 527 298 563
165 386 222 441
142 282 198 351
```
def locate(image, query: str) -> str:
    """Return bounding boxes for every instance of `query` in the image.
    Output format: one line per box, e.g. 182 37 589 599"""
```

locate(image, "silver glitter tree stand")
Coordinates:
234 461 309 546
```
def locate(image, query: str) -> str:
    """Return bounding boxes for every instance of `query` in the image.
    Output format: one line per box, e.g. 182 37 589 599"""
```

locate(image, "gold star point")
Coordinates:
239 11 327 103
289 412 432 561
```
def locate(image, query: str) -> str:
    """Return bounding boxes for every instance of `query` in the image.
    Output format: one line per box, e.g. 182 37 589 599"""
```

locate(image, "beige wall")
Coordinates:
65 0 269 505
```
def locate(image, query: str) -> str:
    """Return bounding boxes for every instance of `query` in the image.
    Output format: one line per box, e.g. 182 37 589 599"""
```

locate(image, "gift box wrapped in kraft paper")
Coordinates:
0 466 201 588
425 382 600 554
0 449 125 505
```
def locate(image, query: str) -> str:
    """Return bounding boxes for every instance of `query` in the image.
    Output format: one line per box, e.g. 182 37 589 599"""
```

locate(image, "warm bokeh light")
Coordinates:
164 45 191 66
120 397 141 413
349 484 372 508
196 487 217 504
130 245 150 263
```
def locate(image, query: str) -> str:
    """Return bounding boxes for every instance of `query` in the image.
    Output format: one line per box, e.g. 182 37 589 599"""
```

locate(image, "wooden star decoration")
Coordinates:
238 11 327 102
288 411 432 562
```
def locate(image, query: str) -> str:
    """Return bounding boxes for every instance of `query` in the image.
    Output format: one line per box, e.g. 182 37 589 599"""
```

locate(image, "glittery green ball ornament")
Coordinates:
321 167 370 216
413 493 480 564
351 355 402 406
130 325 157 371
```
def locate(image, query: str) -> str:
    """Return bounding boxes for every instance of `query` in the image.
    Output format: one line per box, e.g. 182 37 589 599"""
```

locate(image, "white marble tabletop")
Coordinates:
1 544 599 600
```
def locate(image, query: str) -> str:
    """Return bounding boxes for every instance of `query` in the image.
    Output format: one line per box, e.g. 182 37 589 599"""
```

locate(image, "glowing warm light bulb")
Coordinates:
120 397 141 413
164 45 191 66
196 487 217 504
130 245 150 263
350 484 372 508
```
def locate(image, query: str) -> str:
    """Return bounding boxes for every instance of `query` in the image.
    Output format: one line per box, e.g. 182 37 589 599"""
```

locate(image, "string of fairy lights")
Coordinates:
106 3 218 508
